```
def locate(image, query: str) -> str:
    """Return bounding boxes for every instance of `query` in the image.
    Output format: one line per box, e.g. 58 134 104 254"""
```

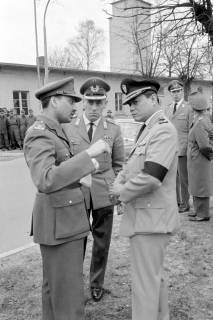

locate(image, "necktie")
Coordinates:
135 123 146 142
88 122 94 141
173 103 177 114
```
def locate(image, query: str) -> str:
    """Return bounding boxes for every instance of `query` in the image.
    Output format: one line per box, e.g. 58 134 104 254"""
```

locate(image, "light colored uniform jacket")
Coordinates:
63 116 125 210
164 100 193 156
24 115 96 245
115 111 180 237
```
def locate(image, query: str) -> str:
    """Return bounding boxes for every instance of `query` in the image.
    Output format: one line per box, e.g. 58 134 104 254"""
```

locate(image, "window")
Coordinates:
115 92 123 112
13 91 29 115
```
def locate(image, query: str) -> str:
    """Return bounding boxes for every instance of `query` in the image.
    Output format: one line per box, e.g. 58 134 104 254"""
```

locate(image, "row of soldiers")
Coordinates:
0 108 36 150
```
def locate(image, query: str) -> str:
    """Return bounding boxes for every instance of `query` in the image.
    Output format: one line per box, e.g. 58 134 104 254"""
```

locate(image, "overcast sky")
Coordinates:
0 0 111 70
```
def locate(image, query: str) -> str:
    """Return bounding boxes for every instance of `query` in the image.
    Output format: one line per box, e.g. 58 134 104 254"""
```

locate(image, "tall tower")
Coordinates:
109 0 151 74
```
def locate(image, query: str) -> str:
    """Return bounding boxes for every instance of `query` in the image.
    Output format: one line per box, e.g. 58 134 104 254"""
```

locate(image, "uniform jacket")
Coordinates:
0 116 9 134
63 116 125 209
19 115 27 129
26 115 37 129
187 115 213 197
164 100 193 156
7 115 20 128
115 110 179 237
24 114 96 245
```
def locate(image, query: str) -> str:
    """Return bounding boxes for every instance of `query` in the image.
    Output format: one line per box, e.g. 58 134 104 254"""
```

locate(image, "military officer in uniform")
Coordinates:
7 108 22 149
111 78 179 320
0 108 10 150
63 77 125 301
187 92 213 221
164 80 192 212
26 108 37 129
19 109 27 146
24 76 111 320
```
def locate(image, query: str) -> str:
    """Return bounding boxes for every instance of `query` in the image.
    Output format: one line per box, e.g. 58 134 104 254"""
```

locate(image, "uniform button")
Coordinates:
147 203 151 207
66 154 69 156
69 200 72 204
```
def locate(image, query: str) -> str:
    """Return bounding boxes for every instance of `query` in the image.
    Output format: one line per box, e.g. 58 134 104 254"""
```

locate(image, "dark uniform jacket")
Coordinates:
24 115 96 245
0 115 9 134
26 115 37 129
63 116 125 209
187 115 213 197
164 100 193 156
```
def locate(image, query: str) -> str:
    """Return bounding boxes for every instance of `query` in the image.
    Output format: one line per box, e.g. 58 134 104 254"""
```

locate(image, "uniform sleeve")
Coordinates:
24 130 96 193
119 124 178 203
111 125 125 175
194 121 213 160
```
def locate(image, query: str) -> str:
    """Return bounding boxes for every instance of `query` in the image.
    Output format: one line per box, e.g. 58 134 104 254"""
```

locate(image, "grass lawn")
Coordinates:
0 212 213 320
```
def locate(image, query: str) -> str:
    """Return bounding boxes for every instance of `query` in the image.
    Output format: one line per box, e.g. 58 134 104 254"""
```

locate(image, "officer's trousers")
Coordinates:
130 234 170 320
0 132 9 148
40 238 85 320
178 156 190 208
86 205 113 289
193 196 210 218
9 126 21 148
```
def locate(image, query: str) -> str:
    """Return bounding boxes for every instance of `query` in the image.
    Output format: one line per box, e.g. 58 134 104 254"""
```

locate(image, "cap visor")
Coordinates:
84 95 106 100
62 93 82 102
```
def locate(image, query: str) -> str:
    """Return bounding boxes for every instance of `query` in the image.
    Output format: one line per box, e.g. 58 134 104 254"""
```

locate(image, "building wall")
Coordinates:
0 63 212 118
109 0 151 73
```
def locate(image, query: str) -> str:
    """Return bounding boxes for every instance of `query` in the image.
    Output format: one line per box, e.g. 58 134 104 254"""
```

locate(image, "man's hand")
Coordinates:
86 139 111 157
111 181 124 196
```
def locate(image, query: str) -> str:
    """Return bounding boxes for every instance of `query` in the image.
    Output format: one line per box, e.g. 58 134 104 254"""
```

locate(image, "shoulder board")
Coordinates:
158 117 168 124
32 120 46 130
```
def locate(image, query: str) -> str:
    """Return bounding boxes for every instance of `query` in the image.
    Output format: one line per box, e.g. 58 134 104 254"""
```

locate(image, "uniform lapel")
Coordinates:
172 100 185 119
39 116 70 147
128 111 164 158
77 117 90 143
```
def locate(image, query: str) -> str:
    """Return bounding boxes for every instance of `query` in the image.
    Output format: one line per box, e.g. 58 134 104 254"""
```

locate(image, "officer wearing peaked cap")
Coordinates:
24 76 111 320
187 92 213 222
165 79 193 213
63 76 125 302
111 77 179 320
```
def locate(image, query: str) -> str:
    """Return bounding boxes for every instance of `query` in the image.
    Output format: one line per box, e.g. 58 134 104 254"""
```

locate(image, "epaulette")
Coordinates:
31 120 46 130
158 117 168 124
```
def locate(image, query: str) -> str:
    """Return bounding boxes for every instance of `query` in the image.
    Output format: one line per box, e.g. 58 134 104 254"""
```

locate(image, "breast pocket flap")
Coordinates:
50 190 83 208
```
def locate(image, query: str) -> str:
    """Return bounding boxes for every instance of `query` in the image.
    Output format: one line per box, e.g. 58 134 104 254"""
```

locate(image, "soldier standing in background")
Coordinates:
187 92 213 222
0 108 10 150
7 109 22 149
26 108 37 129
64 77 125 302
19 109 27 146
164 80 192 213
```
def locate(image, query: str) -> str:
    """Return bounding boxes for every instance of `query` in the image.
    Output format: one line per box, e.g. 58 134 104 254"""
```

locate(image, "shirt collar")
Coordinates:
175 98 183 110
83 112 101 127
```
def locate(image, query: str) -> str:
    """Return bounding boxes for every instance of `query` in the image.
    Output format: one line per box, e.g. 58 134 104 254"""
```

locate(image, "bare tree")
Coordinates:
48 47 82 69
68 19 105 70
49 19 105 70
107 0 213 45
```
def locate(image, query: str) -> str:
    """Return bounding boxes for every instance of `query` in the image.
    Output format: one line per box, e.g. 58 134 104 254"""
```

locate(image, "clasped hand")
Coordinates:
86 139 111 157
